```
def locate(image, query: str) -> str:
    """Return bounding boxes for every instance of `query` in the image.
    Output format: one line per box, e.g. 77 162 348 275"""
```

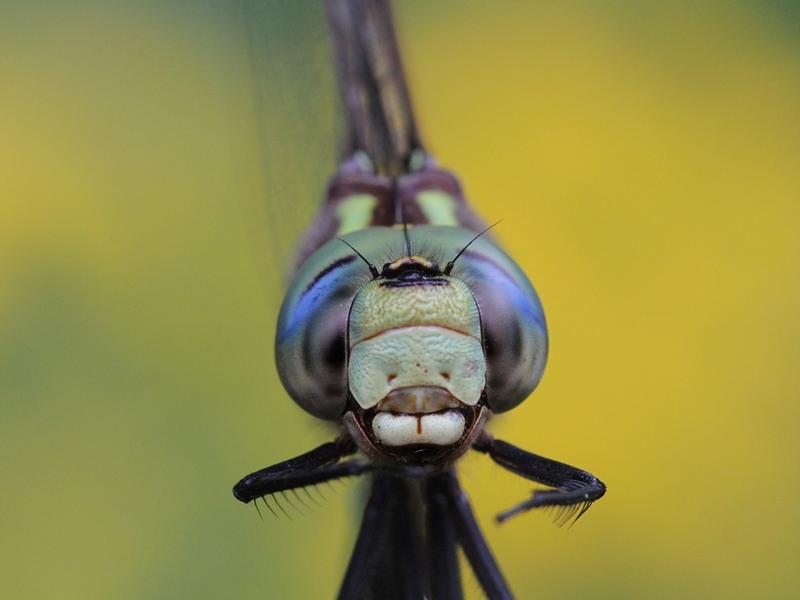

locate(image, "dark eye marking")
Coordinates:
484 333 497 361
323 334 346 369
301 255 356 297
510 322 523 357
380 278 449 288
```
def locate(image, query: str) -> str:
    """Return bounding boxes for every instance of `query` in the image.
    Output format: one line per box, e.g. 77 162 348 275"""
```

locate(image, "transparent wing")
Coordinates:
239 2 341 282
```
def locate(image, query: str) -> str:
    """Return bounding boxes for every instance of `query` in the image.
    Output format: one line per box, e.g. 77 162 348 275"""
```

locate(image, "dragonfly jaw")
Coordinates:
342 395 490 466
370 386 465 446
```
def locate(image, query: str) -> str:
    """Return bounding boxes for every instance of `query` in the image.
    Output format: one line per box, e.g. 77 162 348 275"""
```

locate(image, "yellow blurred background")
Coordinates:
2 1 798 598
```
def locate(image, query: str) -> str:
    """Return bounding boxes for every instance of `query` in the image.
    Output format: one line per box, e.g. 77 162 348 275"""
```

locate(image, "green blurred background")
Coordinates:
2 1 799 598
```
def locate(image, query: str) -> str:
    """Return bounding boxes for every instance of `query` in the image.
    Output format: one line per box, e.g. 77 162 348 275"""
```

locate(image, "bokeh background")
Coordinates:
2 1 799 598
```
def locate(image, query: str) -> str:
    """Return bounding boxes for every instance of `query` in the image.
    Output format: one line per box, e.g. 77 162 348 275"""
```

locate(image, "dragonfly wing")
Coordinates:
242 1 341 280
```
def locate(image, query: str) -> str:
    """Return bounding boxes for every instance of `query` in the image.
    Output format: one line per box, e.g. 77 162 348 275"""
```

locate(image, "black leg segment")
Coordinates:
426 471 463 600
338 474 401 600
442 470 513 600
233 438 368 503
474 435 606 524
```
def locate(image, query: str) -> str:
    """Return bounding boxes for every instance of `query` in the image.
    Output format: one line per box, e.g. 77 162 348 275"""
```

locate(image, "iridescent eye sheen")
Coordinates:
450 237 548 413
275 247 367 420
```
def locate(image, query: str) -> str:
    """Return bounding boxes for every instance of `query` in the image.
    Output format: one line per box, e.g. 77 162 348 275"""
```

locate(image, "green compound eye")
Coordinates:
274 244 366 421
452 236 548 413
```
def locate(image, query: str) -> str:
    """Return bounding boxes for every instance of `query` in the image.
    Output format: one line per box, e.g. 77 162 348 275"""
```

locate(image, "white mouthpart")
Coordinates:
372 410 466 446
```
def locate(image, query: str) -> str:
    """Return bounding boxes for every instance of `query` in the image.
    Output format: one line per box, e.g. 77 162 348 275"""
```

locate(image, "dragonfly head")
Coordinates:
275 226 548 465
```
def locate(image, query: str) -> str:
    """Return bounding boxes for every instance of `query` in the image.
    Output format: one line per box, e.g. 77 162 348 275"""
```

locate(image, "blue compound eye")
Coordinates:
275 247 369 420
451 239 548 414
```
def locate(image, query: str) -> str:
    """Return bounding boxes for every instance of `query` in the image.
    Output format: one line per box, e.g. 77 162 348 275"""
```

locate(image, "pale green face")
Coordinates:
348 269 486 447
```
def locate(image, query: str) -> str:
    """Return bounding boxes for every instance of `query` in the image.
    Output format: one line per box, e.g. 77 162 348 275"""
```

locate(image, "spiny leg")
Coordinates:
233 438 369 504
473 434 606 523
426 472 463 600
338 474 401 600
442 470 513 600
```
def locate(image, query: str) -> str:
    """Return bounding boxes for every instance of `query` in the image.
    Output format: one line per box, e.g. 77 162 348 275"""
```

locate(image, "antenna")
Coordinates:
393 178 412 257
338 238 380 279
443 221 501 275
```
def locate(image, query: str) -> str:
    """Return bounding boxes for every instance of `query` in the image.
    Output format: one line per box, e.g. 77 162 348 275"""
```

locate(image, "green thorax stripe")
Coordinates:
293 165 488 270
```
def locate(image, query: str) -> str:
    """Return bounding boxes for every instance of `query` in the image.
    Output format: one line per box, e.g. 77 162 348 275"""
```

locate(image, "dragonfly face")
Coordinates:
275 225 549 465
347 255 487 461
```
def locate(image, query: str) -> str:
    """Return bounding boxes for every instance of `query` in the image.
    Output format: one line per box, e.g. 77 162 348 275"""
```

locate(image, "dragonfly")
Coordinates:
233 1 606 598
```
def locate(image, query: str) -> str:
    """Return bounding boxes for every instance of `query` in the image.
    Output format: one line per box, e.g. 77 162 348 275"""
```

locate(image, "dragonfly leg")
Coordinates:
473 434 606 524
338 474 402 600
442 469 513 600
426 472 463 600
233 437 370 503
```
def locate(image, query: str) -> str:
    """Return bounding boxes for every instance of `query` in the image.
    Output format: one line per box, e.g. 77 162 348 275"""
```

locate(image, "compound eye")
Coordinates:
479 290 546 412
457 251 548 413
305 313 347 389
276 294 351 419
275 250 367 420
